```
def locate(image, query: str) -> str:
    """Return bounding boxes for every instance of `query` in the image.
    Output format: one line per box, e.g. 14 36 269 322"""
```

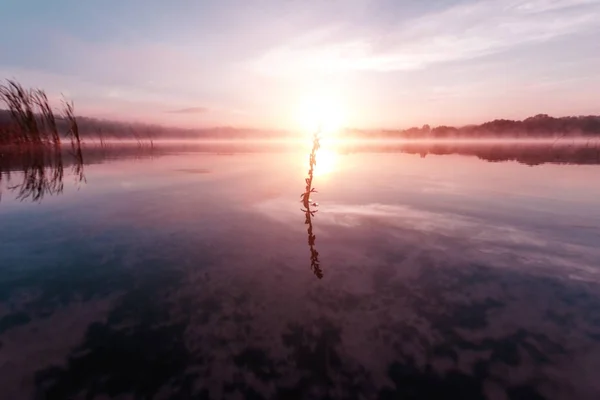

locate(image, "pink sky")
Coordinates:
1 0 600 130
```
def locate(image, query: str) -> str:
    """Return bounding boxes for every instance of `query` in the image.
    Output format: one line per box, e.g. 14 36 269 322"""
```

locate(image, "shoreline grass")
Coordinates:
0 80 87 202
0 80 82 150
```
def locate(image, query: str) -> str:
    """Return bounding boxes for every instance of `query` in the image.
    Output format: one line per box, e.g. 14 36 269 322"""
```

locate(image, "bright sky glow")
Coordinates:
296 93 345 136
1 0 599 129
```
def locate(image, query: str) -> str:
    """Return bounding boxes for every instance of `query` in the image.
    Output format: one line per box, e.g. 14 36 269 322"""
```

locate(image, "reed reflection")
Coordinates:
0 146 85 203
300 129 323 279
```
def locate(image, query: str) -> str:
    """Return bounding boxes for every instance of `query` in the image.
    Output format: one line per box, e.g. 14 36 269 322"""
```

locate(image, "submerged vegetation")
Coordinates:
301 129 323 279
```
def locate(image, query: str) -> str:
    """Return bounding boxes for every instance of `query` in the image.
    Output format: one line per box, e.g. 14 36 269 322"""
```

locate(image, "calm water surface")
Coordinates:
1 144 600 399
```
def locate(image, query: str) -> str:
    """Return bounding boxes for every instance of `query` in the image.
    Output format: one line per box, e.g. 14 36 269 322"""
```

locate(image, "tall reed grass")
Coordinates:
0 80 86 201
0 79 80 149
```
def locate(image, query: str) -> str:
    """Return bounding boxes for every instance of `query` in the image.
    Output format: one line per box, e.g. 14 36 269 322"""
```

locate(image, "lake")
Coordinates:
1 141 600 400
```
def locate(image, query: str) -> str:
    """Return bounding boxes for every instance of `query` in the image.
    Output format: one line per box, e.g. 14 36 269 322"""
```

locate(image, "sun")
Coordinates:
296 95 344 137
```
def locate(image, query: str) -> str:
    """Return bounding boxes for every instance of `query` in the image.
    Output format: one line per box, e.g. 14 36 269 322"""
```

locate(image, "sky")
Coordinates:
1 0 599 130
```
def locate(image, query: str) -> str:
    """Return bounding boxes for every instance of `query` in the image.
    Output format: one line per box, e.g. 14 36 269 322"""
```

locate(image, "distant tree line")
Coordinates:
3 104 600 141
345 114 600 139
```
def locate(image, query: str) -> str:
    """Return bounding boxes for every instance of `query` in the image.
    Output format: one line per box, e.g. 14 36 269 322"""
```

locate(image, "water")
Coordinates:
1 143 600 399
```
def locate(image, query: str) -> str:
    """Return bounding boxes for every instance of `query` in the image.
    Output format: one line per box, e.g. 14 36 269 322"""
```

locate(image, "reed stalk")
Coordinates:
300 128 323 279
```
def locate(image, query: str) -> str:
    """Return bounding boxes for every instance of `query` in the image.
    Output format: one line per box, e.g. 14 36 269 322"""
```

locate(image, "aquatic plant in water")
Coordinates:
0 80 86 202
301 129 323 279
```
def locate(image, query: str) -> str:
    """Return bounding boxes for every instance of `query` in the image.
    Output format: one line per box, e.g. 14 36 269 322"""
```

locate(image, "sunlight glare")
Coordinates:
313 148 337 177
296 95 344 137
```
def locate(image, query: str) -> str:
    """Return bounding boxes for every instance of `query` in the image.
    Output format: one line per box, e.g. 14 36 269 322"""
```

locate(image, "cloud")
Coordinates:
249 0 600 75
513 0 600 13
166 107 209 114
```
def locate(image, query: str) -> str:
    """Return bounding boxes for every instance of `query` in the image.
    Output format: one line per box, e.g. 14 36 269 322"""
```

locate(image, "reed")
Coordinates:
61 97 81 147
33 89 60 145
0 79 81 150
0 81 36 144
0 80 86 201
300 128 323 279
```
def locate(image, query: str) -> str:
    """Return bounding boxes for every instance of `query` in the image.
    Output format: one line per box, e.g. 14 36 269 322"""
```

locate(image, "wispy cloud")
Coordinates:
166 107 209 114
513 0 600 13
1 0 598 127
250 0 600 75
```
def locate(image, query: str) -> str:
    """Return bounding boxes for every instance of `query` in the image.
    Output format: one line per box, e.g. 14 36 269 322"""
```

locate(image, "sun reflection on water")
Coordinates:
313 148 338 177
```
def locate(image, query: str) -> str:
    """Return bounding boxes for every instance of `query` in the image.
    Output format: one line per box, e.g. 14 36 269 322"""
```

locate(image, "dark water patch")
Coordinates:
507 385 548 400
35 320 191 399
379 357 486 400
34 259 195 399
432 298 505 330
197 297 222 325
281 319 343 386
0 237 134 319
0 311 31 334
275 319 374 399
233 347 281 382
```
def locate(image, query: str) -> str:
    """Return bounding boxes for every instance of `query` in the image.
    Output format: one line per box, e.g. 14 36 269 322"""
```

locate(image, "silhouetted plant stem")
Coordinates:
300 128 323 279
0 80 84 160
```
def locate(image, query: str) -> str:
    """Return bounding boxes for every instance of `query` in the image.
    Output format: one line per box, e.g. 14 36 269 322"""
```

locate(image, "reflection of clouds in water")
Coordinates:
29 238 600 399
0 297 118 400
254 199 600 282
3 149 600 399
3 202 600 399
419 179 460 194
